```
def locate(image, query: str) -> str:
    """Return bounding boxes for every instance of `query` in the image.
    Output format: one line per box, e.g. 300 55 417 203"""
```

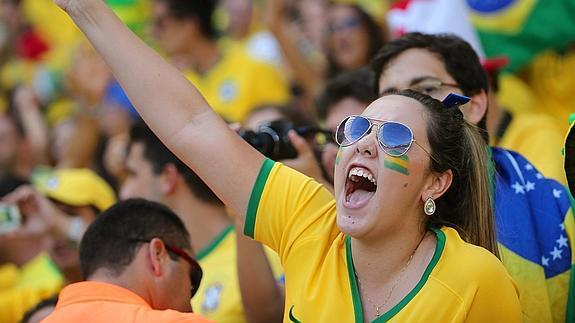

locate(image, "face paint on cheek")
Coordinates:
383 154 410 176
335 146 343 165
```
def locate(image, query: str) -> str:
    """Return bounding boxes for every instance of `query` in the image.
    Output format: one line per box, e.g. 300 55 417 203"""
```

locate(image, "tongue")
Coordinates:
346 189 375 208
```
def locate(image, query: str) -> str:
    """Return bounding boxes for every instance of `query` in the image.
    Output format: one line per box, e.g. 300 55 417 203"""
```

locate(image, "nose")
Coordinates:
355 126 378 158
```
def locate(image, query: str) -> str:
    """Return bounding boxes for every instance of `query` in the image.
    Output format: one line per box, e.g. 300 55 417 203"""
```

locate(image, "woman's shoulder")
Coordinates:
429 227 522 320
436 227 512 282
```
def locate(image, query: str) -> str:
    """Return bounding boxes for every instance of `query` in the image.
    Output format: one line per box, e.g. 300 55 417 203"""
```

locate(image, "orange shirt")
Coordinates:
41 281 213 323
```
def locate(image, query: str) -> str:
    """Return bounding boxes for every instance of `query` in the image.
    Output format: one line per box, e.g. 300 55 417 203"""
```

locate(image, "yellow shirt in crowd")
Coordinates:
184 50 290 123
495 112 567 184
245 160 522 322
0 253 63 323
192 225 284 323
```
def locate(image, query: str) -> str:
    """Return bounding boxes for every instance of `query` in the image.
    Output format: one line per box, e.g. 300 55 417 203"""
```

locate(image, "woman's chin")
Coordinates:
336 214 366 237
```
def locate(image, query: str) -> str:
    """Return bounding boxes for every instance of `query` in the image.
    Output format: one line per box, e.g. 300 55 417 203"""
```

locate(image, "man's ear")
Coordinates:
421 169 453 202
460 90 488 126
160 164 179 195
147 238 168 277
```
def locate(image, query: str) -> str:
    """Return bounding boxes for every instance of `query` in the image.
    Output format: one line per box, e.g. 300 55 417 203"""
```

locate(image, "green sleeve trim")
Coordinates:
244 158 275 238
196 225 233 261
346 229 446 323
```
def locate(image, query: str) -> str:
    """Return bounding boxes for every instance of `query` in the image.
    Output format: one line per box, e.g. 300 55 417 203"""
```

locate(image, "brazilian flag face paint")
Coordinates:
383 149 410 175
335 146 343 165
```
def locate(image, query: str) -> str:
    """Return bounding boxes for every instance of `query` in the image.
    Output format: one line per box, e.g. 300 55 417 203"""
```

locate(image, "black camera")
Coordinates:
239 119 333 160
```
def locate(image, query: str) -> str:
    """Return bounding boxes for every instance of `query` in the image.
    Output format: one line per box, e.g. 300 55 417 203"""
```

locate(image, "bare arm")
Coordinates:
264 0 325 111
232 212 285 323
56 0 264 216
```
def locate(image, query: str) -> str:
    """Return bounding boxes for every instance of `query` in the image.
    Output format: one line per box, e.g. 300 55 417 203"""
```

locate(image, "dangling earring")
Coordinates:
424 197 436 216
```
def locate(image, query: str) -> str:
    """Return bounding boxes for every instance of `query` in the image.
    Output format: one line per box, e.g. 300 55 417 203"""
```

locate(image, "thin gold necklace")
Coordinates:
356 232 427 320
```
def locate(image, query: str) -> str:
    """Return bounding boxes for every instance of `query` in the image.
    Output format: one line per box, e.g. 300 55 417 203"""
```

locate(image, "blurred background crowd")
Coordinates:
0 0 574 322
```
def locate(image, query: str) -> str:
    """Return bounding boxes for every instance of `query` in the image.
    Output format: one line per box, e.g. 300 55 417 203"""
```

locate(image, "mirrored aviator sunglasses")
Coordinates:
335 115 415 157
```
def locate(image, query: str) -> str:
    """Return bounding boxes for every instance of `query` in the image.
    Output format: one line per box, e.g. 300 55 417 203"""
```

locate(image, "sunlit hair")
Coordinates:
392 89 498 257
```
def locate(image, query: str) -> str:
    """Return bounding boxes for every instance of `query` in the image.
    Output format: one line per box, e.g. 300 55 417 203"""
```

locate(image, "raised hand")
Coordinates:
282 130 333 191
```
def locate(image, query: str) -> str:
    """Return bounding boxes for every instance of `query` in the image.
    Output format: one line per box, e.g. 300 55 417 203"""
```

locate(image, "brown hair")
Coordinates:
396 90 498 257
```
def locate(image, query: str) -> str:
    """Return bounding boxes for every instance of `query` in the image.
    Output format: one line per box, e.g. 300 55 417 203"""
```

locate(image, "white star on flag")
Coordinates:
553 189 562 198
512 182 525 194
550 247 563 260
541 256 549 266
525 164 534 171
536 173 543 179
524 181 535 192
557 235 569 248
560 223 565 230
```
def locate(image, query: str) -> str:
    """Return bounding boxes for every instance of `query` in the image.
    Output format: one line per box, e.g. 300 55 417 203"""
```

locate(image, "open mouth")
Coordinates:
345 166 377 208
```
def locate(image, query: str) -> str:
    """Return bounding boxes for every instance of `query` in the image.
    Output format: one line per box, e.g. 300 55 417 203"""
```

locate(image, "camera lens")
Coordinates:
238 129 276 158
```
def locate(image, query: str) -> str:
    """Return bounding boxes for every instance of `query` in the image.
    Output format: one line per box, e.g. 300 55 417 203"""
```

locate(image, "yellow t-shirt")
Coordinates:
496 112 566 185
245 160 522 322
184 50 290 123
192 225 284 323
0 253 64 323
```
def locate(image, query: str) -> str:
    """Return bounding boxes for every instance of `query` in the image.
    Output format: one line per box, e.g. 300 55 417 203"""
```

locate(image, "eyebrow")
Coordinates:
378 76 442 96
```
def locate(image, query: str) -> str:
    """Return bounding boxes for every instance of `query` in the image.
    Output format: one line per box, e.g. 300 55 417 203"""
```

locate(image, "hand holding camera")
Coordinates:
1 185 65 239
239 119 334 190
0 203 21 234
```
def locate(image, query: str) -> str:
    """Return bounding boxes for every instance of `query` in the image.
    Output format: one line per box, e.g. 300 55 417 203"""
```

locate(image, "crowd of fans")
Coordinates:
0 0 574 322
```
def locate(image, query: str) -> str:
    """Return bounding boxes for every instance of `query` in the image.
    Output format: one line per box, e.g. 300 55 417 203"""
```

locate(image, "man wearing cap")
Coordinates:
0 168 116 322
42 198 213 323
33 168 116 283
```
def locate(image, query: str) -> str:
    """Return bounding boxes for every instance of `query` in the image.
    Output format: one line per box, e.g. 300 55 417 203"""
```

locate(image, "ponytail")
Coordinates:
459 122 498 257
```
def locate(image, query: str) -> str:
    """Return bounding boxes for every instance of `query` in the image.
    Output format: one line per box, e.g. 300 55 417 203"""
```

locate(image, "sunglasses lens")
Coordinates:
336 116 370 146
379 122 413 156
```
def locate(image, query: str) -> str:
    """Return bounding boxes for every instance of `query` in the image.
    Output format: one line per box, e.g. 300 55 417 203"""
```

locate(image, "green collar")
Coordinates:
196 225 234 260
346 228 446 322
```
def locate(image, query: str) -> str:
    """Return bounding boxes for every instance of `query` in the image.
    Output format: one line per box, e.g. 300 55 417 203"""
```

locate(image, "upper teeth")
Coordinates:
349 167 376 185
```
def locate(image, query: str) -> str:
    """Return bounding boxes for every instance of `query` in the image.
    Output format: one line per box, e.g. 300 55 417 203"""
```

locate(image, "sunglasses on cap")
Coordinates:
129 238 203 297
335 115 436 161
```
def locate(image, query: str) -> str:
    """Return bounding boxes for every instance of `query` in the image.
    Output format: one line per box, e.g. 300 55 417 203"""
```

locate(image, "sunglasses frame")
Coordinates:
335 115 437 162
128 238 203 297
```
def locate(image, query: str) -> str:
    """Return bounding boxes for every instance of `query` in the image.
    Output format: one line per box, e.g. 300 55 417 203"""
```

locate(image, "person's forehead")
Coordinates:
364 95 429 139
378 48 452 88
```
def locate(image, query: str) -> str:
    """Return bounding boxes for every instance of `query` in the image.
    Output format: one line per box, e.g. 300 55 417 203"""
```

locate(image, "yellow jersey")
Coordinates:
245 160 522 322
495 112 566 185
184 50 290 123
0 253 63 323
192 225 284 323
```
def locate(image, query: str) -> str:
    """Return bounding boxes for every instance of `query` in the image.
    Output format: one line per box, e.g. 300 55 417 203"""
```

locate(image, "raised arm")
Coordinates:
55 0 264 216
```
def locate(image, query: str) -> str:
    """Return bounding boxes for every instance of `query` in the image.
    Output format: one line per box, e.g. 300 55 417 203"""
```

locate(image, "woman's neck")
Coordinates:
351 228 429 284
351 228 436 321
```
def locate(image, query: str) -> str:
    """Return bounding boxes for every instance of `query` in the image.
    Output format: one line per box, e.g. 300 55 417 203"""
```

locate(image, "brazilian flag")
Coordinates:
467 0 575 72
107 0 151 37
